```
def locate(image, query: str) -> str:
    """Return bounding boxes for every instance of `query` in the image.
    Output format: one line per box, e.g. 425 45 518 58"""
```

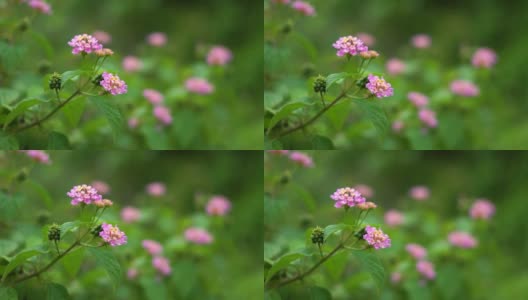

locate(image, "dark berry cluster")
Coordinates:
48 224 61 241
311 226 324 245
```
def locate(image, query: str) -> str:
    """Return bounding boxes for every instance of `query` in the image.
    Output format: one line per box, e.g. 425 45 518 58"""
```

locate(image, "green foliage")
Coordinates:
46 283 71 300
0 287 18 300
1 247 49 281
353 251 386 292
87 247 122 287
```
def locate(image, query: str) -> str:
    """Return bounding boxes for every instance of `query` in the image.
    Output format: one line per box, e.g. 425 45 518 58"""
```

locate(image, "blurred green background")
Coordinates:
265 151 528 298
0 150 262 299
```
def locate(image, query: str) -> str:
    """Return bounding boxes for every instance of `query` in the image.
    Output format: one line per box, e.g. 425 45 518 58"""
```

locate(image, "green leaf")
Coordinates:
2 98 46 130
2 247 48 281
0 240 18 257
140 277 168 300
323 224 352 241
90 97 124 136
353 250 385 292
59 221 80 239
61 247 84 278
265 290 282 300
404 281 431 300
0 133 18 149
0 88 20 105
309 286 332 300
354 99 388 136
62 97 86 127
311 135 334 149
61 70 84 84
325 101 350 131
326 72 349 89
0 287 17 300
266 102 306 134
47 131 71 149
87 247 122 287
438 112 464 149
324 251 348 281
265 253 303 283
46 282 70 300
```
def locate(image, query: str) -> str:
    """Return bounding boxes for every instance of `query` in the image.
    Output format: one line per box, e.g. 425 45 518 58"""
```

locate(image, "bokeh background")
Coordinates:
265 151 528 299
0 150 262 299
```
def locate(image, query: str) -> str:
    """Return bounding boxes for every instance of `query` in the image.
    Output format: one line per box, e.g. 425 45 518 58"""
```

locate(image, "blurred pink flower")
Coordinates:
450 80 479 97
472 48 497 68
469 199 495 220
418 109 438 128
100 223 127 246
152 256 171 276
68 34 102 55
384 209 404 227
289 151 314 168
408 92 429 108
143 89 164 105
127 268 138 280
122 56 143 72
147 32 167 47
386 58 406 76
406 243 427 260
24 150 51 164
128 117 140 129
354 184 374 198
411 34 432 49
146 182 166 197
153 106 173 126
207 46 233 66
291 1 316 16
27 0 51 15
333 35 368 57
121 206 141 223
416 260 436 280
357 32 376 47
448 231 478 248
363 226 391 249
91 180 110 195
185 77 214 95
142 240 163 256
92 31 111 44
206 195 232 216
185 227 213 244
392 120 404 133
391 272 402 284
67 184 102 205
366 74 393 98
409 186 430 201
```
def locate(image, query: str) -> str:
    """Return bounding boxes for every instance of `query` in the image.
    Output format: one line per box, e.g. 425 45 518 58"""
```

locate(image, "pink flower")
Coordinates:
68 34 103 55
418 109 438 128
363 225 391 249
99 223 127 247
406 243 427 260
267 150 289 155
67 184 102 205
472 48 497 68
357 32 376 47
450 80 479 97
92 31 111 44
100 72 127 95
448 231 478 248
91 180 110 195
330 187 366 208
386 58 406 76
153 106 173 126
121 206 141 223
291 1 316 16
207 46 233 66
127 268 138 280
143 89 164 105
185 227 213 244
147 32 167 47
332 35 368 57
128 117 140 129
24 150 51 164
391 272 402 284
408 92 429 108
392 120 404 133
384 209 404 227
469 199 495 220
289 151 314 168
27 0 51 14
411 34 432 49
185 77 214 95
206 195 232 216
142 240 163 256
354 184 374 198
152 256 171 276
409 186 430 201
366 74 394 98
416 260 436 280
146 182 166 197
122 56 143 72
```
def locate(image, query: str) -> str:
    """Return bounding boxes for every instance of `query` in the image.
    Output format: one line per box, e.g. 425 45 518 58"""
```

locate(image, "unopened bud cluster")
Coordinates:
49 73 62 91
311 226 324 245
48 224 61 241
313 75 327 95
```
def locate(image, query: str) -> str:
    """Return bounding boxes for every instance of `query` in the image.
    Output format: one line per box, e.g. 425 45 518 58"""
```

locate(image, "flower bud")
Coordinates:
281 20 294 34
357 201 377 210
311 226 324 245
48 224 61 241
313 75 326 95
95 48 114 57
94 199 114 208
17 17 30 32
48 72 62 91
359 50 380 59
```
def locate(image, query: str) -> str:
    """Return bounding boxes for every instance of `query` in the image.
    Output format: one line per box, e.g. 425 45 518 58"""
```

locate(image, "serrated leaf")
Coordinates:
90 97 124 137
2 247 48 281
46 282 70 300
326 72 349 89
265 253 303 283
0 287 17 300
354 99 388 136
266 102 306 134
3 98 46 130
353 250 385 292
47 131 71 149
324 224 352 241
87 247 122 287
